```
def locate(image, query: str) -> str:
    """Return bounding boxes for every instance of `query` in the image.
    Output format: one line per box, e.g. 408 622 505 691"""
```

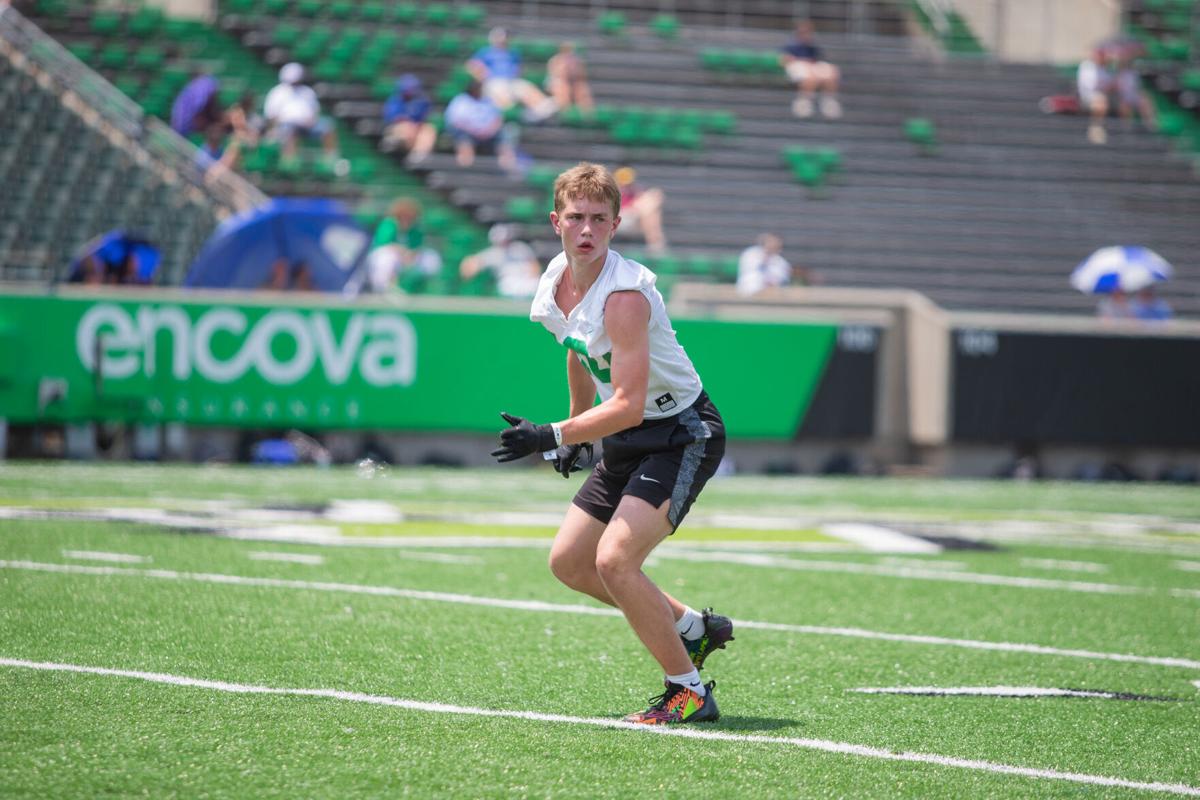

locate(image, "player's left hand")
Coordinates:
491 412 558 462
552 442 593 478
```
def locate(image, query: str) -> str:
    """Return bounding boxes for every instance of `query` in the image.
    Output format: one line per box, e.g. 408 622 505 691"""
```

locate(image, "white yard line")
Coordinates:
3 559 1198 671
247 552 326 566
61 550 150 564
657 549 1148 596
0 657 1196 797
851 686 1157 699
1173 561 1200 573
1019 558 1110 574
879 557 970 571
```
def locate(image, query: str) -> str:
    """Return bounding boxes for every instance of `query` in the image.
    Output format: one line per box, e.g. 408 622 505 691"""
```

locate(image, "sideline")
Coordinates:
2 657 1197 797
4 559 1199 671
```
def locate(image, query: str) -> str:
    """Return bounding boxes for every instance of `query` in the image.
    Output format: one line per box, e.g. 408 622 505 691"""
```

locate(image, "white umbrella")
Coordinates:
1070 246 1173 294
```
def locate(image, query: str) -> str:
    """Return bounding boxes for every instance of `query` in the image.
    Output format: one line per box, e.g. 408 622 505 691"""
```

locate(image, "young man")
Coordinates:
491 162 732 725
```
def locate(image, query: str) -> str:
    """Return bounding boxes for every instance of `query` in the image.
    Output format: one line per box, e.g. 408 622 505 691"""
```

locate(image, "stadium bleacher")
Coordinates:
5 0 1200 314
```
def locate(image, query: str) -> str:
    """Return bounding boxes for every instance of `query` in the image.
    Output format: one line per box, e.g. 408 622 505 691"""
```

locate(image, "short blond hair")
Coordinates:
553 162 621 219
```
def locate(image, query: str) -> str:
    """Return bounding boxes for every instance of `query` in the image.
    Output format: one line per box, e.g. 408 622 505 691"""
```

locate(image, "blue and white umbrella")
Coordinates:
1070 246 1174 294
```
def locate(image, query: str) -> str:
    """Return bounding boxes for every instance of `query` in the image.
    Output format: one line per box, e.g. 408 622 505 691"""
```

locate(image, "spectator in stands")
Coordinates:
614 166 667 253
444 80 519 173
781 20 842 119
459 223 541 298
545 40 594 115
1112 49 1158 133
366 198 442 293
1130 286 1172 321
736 233 809 295
263 62 344 167
380 74 437 166
1078 47 1116 145
467 26 557 122
265 258 314 291
67 230 160 285
170 73 223 138
1096 289 1134 320
194 120 244 180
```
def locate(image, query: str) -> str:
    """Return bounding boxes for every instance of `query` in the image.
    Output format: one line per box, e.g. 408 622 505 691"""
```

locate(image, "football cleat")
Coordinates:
623 680 719 725
684 608 734 670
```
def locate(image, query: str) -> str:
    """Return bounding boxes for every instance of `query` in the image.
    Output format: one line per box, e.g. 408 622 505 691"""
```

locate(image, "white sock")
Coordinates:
674 606 705 640
666 669 706 696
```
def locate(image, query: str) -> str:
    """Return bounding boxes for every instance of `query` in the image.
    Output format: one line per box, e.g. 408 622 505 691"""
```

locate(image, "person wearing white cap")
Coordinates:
263 62 344 167
459 223 541 298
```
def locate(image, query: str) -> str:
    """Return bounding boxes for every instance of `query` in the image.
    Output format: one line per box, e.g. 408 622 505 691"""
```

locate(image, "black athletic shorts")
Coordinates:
572 390 725 532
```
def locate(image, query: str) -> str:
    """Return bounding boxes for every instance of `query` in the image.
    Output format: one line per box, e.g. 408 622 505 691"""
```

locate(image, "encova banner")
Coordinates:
0 291 836 438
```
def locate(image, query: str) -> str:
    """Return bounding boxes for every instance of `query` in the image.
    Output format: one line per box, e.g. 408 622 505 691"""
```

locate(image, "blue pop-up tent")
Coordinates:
184 198 372 293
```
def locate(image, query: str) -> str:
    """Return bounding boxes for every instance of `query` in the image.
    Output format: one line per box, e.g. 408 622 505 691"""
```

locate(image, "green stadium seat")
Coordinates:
66 41 94 63
456 4 486 28
224 0 256 13
651 14 680 39
402 31 432 57
98 43 129 69
129 7 164 36
424 3 453 26
263 0 289 14
390 2 419 24
90 11 122 36
133 46 166 71
904 117 938 156
330 0 354 20
435 33 464 57
360 3 385 22
273 23 301 48
504 196 542 223
597 11 626 36
297 0 321 16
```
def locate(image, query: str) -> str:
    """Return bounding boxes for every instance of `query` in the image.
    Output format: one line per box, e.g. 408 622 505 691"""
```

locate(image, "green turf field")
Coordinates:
1 462 1198 797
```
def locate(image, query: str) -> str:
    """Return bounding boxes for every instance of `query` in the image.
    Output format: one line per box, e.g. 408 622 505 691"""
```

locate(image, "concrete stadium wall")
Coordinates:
952 0 1120 65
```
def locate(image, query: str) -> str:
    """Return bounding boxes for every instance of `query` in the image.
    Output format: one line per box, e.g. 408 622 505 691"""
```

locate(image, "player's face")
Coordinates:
551 196 620 267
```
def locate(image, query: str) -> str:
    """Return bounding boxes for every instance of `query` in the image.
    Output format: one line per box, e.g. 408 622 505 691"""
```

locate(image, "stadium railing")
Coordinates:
0 3 267 218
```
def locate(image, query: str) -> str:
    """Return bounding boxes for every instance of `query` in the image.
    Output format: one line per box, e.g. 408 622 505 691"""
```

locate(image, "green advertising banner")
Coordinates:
0 289 836 439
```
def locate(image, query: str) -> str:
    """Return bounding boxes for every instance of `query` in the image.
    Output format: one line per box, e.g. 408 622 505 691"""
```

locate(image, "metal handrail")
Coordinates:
0 2 267 216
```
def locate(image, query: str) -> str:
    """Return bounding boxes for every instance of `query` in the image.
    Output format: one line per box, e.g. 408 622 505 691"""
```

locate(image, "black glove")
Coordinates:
490 412 558 463
552 442 593 478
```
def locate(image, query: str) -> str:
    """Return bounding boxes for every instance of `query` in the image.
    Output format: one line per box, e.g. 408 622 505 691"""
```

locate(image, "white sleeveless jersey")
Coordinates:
530 248 702 419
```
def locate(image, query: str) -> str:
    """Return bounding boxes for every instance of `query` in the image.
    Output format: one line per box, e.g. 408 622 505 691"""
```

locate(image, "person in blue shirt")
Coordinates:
780 20 842 119
380 74 437 165
67 230 160 285
467 27 557 122
444 80 519 172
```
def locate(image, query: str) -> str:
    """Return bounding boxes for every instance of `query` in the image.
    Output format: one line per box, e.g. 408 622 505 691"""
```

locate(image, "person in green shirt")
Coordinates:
366 198 441 293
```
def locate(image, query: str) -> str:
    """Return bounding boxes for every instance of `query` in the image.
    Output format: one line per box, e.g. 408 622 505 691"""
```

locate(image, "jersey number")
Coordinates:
564 337 612 383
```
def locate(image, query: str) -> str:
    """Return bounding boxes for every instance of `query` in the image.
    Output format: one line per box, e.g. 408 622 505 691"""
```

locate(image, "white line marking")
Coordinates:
879 557 970 571
393 550 483 565
657 549 1148 596
247 552 325 566
4 559 1198 670
1020 558 1110 574
1170 588 1200 600
61 550 150 564
0 658 1196 797
822 523 942 554
851 686 1152 699
1173 561 1200 573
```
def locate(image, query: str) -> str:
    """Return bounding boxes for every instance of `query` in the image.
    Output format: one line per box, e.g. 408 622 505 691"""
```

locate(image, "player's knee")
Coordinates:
593 546 633 584
549 548 590 589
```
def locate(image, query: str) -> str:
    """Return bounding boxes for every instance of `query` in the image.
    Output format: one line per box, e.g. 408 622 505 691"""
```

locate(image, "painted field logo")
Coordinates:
76 303 417 387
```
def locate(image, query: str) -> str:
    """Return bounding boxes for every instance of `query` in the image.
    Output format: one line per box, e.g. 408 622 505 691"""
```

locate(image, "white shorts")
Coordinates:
786 60 836 84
